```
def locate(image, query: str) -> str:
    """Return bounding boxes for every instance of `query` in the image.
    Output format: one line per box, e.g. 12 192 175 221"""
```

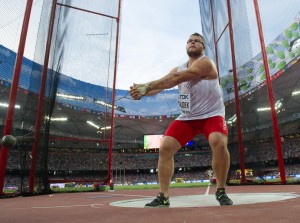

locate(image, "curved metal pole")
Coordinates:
107 0 122 185
28 0 57 193
0 0 34 195
226 0 246 183
253 0 286 184
210 0 219 76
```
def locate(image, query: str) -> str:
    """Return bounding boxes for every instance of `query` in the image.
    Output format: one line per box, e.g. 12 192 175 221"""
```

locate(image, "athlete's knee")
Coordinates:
159 144 175 158
159 136 181 158
208 132 228 151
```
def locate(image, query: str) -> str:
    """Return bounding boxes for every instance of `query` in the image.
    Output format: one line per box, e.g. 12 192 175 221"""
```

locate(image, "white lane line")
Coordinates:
106 193 153 198
204 182 211 195
31 193 152 209
90 203 106 208
32 204 92 209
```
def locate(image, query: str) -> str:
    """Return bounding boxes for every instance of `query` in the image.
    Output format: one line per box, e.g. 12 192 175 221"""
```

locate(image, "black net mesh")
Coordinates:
0 0 120 195
200 0 300 183
1 0 300 197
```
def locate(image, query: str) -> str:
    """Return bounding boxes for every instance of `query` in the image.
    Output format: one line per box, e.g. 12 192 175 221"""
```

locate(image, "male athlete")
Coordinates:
130 33 233 207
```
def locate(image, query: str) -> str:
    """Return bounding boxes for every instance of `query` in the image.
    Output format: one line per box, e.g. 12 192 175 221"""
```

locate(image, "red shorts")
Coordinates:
164 116 228 146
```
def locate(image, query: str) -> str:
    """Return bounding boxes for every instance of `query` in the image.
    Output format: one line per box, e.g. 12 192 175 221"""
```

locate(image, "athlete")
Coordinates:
130 33 233 207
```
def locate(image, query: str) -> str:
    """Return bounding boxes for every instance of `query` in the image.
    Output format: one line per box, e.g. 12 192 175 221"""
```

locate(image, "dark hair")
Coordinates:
189 32 205 48
191 32 205 43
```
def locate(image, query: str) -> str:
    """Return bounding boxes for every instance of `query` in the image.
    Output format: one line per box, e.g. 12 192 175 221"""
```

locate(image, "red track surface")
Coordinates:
1 185 299 223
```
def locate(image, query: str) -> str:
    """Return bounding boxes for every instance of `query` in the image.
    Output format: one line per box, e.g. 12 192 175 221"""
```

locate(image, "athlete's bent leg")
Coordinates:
208 132 233 205
158 136 181 197
208 132 230 189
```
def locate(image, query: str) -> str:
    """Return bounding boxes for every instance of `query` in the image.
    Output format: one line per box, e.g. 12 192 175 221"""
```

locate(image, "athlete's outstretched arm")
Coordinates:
130 67 178 100
130 58 218 99
130 87 162 100
151 58 217 90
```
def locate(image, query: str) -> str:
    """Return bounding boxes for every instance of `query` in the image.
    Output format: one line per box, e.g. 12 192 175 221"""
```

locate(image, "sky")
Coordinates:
117 0 202 90
1 0 300 92
0 0 201 91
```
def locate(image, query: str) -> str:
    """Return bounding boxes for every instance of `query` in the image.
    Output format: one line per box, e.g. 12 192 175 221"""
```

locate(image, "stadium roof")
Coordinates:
2 58 298 149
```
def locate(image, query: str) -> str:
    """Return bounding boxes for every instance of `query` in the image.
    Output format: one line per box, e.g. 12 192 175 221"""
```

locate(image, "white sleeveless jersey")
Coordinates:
176 56 225 120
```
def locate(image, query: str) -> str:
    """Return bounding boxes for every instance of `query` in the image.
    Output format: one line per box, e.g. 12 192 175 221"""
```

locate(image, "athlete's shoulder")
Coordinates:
196 54 215 62
176 62 188 72
192 56 218 79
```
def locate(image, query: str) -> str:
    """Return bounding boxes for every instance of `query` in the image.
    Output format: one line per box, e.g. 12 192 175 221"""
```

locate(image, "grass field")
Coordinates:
112 182 209 190
3 178 299 195
50 178 299 193
50 182 210 193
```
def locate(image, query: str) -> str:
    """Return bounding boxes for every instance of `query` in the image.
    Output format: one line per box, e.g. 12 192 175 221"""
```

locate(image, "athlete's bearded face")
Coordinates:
186 35 205 57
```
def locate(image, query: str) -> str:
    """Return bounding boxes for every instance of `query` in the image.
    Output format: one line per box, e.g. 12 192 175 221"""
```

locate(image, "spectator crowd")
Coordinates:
4 136 300 187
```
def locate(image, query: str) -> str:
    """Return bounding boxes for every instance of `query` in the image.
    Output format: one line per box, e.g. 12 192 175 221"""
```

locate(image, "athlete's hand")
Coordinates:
130 84 141 100
130 82 152 100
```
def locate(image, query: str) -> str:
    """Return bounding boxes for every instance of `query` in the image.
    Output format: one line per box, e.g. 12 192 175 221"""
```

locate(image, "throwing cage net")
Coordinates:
1 0 300 197
200 0 300 184
0 0 120 196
